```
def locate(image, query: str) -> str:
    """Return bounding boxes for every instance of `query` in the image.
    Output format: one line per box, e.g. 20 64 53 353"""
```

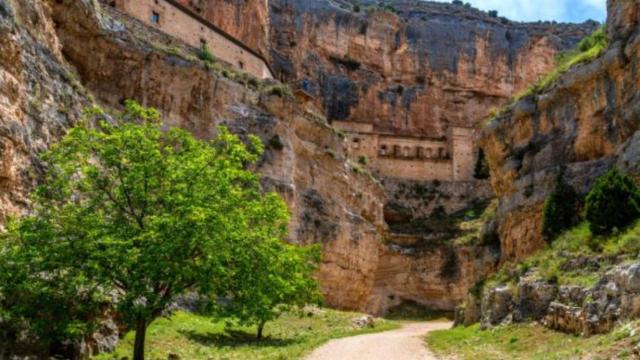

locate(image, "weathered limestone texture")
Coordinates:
268 0 596 137
480 0 640 263
107 0 272 78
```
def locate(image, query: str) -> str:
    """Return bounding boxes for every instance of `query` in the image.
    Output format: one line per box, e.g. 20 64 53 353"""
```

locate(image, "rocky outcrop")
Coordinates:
480 0 640 262
0 0 91 229
368 178 499 314
268 0 596 136
370 242 499 313
473 263 640 336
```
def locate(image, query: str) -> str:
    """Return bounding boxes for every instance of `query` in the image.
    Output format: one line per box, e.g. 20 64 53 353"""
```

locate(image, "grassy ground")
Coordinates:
94 309 398 360
427 321 640 360
483 220 640 290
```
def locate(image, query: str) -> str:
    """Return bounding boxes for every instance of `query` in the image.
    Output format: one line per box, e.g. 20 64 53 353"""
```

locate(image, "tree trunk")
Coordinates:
133 317 147 360
256 320 266 340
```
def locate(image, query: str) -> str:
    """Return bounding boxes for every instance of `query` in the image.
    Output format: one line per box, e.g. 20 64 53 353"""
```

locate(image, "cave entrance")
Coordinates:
383 299 454 321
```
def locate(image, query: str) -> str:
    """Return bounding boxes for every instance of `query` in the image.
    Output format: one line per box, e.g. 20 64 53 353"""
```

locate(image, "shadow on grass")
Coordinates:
180 328 299 348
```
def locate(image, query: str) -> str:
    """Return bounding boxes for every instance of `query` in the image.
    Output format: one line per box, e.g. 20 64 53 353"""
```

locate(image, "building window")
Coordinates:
151 11 160 24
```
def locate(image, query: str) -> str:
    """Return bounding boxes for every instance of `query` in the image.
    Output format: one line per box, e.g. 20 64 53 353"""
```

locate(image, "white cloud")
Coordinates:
435 0 607 22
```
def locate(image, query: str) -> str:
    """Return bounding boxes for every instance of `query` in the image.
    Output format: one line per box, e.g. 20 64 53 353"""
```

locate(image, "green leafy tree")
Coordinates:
219 234 322 339
0 101 302 360
542 174 580 241
585 168 640 235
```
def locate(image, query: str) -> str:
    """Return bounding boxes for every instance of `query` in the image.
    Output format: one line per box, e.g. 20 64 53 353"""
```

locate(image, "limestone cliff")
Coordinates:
480 0 640 262
47 0 390 313
0 0 609 324
175 0 270 57
0 0 90 229
268 0 597 136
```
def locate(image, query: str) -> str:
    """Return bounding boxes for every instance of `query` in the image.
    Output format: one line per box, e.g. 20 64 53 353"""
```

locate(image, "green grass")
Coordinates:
94 309 399 360
427 321 640 360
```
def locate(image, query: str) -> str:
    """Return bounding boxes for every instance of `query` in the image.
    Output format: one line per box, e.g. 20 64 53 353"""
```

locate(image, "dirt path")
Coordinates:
305 321 452 360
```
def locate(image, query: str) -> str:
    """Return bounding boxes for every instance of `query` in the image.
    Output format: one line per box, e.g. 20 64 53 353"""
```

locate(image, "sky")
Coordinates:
435 0 607 23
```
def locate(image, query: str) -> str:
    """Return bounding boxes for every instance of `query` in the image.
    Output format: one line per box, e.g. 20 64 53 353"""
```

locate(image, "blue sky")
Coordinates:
435 0 607 23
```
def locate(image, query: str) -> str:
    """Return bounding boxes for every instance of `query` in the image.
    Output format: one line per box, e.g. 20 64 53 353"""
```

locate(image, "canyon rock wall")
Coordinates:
268 0 597 137
0 0 384 314
480 0 640 262
0 0 91 230
370 178 498 313
0 0 611 322
175 0 270 57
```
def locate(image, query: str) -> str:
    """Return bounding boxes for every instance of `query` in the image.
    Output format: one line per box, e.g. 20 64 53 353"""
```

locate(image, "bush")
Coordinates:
197 44 215 63
542 174 580 241
585 168 640 235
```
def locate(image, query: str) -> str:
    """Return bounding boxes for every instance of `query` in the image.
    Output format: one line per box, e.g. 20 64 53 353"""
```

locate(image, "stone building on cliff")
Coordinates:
334 121 475 181
106 0 274 79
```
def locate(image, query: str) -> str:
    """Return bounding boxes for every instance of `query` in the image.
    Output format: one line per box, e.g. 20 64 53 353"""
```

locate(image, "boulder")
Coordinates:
614 264 640 293
481 286 513 328
515 280 558 321
352 315 375 328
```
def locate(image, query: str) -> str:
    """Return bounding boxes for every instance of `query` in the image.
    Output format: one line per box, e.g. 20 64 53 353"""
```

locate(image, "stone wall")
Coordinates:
110 0 272 79
335 121 475 181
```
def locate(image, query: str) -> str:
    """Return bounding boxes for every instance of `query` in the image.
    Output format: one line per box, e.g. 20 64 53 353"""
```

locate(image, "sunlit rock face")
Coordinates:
267 0 596 136
0 0 605 319
480 0 640 263
174 0 270 57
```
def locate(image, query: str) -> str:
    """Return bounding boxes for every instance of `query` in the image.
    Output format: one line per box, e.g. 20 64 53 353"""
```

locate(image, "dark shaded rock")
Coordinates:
514 280 558 321
481 285 513 328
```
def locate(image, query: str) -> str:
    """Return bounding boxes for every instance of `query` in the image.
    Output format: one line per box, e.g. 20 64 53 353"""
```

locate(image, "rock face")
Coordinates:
267 0 596 136
480 0 640 262
49 0 387 312
369 178 499 313
0 0 90 229
175 0 270 57
473 263 640 336
0 1 608 344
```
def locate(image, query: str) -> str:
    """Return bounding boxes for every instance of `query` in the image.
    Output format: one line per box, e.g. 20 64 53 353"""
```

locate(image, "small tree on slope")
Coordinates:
0 101 318 360
585 168 640 235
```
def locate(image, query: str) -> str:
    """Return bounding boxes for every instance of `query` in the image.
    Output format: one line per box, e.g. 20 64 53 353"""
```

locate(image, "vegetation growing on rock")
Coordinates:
585 168 640 235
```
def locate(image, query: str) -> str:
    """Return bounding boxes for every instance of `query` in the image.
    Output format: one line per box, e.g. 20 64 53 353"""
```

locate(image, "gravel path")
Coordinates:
305 321 452 360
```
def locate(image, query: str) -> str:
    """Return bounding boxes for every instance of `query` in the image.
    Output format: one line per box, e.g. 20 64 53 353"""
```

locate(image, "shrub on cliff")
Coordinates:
542 174 580 241
585 168 640 235
197 44 216 63
0 101 319 360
